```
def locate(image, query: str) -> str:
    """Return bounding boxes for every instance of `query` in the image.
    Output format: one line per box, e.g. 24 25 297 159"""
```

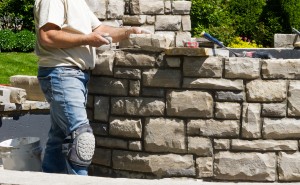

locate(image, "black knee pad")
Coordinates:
62 124 95 167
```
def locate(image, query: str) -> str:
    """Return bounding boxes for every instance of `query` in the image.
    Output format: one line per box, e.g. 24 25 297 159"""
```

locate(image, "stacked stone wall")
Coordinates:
87 46 300 182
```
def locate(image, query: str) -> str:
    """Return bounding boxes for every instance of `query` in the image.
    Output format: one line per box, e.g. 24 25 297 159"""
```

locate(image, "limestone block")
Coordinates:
196 157 213 178
126 34 173 51
142 88 164 97
166 57 181 67
155 15 182 31
131 0 164 15
10 75 45 101
100 20 122 27
141 25 155 34
114 68 141 79
214 152 276 182
215 91 244 102
122 15 147 25
129 141 142 151
143 69 181 88
274 34 299 48
164 0 172 14
93 148 111 167
129 80 140 97
263 118 300 139
0 103 17 112
242 103 261 139
154 31 175 47
188 137 212 156
146 15 155 24
172 0 191 15
88 77 128 96
130 0 139 14
215 102 241 120
96 137 127 149
262 103 286 117
1 86 27 104
214 139 230 150
187 119 240 138
111 97 165 116
144 118 186 153
93 50 115 76
288 81 300 116
115 51 156 67
183 78 244 91
0 87 10 103
182 15 191 31
90 122 108 136
278 152 300 181
246 80 287 102
85 0 106 19
183 57 223 78
26 100 50 110
94 96 109 122
262 59 300 79
166 90 213 118
112 150 195 177
225 57 260 79
176 32 191 47
231 139 298 151
109 117 142 139
107 0 124 19
165 47 229 57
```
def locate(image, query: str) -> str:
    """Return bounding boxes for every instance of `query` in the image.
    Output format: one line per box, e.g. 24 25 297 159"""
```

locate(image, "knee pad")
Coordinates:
62 124 95 167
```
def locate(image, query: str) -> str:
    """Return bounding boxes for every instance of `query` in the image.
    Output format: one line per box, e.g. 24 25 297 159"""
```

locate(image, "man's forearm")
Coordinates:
94 25 133 43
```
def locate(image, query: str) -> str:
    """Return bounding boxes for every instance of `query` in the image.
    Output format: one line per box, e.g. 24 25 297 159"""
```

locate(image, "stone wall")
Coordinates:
87 41 300 182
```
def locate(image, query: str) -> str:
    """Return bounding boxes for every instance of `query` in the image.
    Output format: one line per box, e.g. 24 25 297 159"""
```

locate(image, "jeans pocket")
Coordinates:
38 76 53 103
60 67 81 77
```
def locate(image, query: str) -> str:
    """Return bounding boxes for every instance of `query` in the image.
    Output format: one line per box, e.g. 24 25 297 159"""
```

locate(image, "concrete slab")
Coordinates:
0 169 287 185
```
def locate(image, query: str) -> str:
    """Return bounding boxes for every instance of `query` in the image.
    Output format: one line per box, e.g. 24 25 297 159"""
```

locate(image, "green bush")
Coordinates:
0 29 17 52
15 30 36 52
228 37 263 48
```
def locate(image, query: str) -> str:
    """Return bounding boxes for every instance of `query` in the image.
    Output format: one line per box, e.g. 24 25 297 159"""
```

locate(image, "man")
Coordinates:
34 0 147 175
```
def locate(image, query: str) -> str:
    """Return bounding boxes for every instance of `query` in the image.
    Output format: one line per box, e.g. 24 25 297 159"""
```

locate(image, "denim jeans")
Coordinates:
38 66 90 175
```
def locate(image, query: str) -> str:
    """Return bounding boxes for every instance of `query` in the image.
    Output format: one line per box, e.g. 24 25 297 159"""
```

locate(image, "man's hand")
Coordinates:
131 27 152 34
85 32 111 47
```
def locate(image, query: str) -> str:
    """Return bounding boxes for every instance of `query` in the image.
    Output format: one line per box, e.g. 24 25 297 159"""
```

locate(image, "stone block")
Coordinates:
214 152 276 182
109 117 142 139
146 15 155 24
0 87 10 103
93 148 111 167
196 157 213 178
165 48 229 57
183 78 244 91
172 0 191 15
246 80 287 102
278 152 300 181
231 139 298 151
176 32 191 47
215 91 244 102
155 15 182 31
10 75 45 101
111 97 165 116
215 102 241 120
115 51 156 67
1 86 27 104
143 69 181 88
142 88 165 97
122 15 147 25
87 95 94 109
144 118 186 153
90 122 108 136
242 103 261 139
88 77 128 96
0 103 17 112
214 139 230 150
262 103 286 117
85 0 106 19
183 57 223 78
164 0 172 14
166 57 181 67
263 118 300 139
93 50 115 76
131 0 164 15
274 34 299 48
96 137 127 149
225 57 260 79
107 0 124 19
112 150 195 177
288 81 300 116
26 100 50 110
262 59 300 79
182 15 191 31
187 119 240 138
129 141 142 151
166 90 213 118
129 80 140 97
114 68 141 79
188 137 212 156
94 96 110 122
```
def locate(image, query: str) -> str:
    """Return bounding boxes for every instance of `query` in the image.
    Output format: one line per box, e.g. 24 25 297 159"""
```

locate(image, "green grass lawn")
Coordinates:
0 52 38 84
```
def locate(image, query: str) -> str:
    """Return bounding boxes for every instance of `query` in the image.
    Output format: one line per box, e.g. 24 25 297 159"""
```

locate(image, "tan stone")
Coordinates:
92 148 111 167
196 157 213 178
288 81 300 116
109 117 142 139
88 77 128 96
96 137 127 149
214 139 230 150
215 102 241 120
231 139 298 151
172 0 191 15
183 78 243 91
262 59 300 79
242 103 261 139
107 0 124 19
155 15 181 31
262 103 286 117
93 50 115 76
115 51 156 67
129 80 140 97
165 47 229 57
278 152 300 181
188 137 212 156
225 57 260 79
143 69 181 88
263 118 300 139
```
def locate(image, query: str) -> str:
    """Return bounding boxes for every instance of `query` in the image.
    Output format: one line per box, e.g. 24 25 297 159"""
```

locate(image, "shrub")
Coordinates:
0 29 17 52
228 37 263 48
15 30 36 52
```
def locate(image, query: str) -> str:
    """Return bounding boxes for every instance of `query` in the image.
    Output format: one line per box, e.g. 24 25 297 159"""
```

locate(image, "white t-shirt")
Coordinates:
34 0 101 70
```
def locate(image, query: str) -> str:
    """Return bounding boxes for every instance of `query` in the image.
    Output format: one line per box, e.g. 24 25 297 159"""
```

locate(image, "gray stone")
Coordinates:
90 122 108 136
122 15 147 25
196 157 213 178
231 139 298 151
214 139 230 150
112 150 195 177
242 103 261 139
164 0 172 14
183 57 223 78
111 97 165 116
94 96 109 122
274 34 299 48
93 148 111 167
215 102 241 120
262 59 300 79
144 118 186 153
139 0 164 15
172 0 191 15
165 48 229 57
166 90 213 118
176 32 192 47
246 80 287 102
115 51 156 67
225 57 260 79
0 87 11 103
88 77 128 96
215 91 244 102
129 141 142 151
214 152 276 182
143 69 181 88
166 57 181 67
187 119 240 138
107 0 124 19
263 118 300 139
142 88 165 97
183 78 244 91
93 50 115 76
85 0 106 19
188 137 212 156
3 86 27 104
278 152 300 181
154 31 176 47
114 68 141 79
262 103 286 117
129 80 140 97
146 15 155 24
96 137 127 149
155 15 182 31
126 34 173 51
109 117 142 139
288 81 300 116
182 16 191 31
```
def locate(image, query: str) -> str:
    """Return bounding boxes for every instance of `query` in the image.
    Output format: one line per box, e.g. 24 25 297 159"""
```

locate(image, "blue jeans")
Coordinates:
38 66 90 175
